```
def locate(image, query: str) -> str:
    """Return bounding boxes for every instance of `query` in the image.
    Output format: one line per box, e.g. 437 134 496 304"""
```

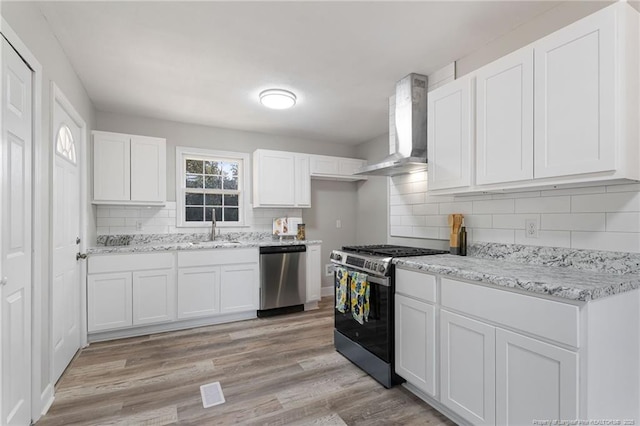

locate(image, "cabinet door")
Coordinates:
476 48 534 185
93 132 130 201
132 269 175 325
496 328 578 425
254 150 295 206
130 135 166 203
87 272 132 332
427 76 473 190
394 294 436 397
305 244 322 302
338 158 366 176
220 264 259 313
534 7 616 179
177 267 220 319
310 155 339 175
440 310 496 425
294 154 311 207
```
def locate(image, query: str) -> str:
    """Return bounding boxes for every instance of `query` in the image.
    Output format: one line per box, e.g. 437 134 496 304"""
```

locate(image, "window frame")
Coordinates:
176 146 250 228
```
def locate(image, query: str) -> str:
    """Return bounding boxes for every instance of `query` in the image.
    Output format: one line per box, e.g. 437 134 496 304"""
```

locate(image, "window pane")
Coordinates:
185 193 204 206
220 161 237 176
186 159 203 174
205 194 222 206
186 174 203 188
224 194 238 206
223 176 238 190
205 176 222 189
214 207 222 222
223 207 239 222
205 207 213 222
185 207 203 221
205 161 220 175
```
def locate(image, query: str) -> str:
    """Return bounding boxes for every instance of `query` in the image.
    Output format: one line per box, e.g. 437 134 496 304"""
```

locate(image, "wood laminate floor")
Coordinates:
38 298 454 425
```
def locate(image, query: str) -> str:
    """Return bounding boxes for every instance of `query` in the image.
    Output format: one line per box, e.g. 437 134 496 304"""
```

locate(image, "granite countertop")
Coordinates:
394 254 640 302
87 232 321 255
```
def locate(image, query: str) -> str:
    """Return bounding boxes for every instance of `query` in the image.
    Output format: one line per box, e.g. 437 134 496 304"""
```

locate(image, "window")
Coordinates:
56 124 76 164
176 147 250 227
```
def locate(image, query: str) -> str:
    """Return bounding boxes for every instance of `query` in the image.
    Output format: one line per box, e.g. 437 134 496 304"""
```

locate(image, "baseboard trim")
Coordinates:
88 311 257 343
40 384 55 417
402 382 471 426
321 286 333 297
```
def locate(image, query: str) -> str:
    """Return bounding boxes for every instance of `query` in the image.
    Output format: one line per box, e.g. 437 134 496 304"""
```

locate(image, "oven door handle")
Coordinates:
367 275 390 287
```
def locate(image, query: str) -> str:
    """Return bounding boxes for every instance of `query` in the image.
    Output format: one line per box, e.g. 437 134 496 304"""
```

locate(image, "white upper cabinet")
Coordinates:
427 75 473 190
93 131 166 205
428 3 639 194
476 47 534 185
309 155 367 181
253 150 310 208
93 132 130 202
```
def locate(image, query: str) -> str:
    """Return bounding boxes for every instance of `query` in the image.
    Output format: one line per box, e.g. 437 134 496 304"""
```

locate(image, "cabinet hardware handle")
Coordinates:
0 277 7 286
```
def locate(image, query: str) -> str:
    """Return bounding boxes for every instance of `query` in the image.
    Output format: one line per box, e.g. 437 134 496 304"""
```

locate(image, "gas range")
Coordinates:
330 244 448 277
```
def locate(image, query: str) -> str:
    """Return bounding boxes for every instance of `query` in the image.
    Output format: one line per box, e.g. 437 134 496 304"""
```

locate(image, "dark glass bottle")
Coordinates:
458 222 467 256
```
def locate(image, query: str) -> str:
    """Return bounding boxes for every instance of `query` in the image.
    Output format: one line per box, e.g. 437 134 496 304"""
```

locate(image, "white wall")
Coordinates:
390 174 640 253
355 135 388 245
304 180 359 288
1 2 96 420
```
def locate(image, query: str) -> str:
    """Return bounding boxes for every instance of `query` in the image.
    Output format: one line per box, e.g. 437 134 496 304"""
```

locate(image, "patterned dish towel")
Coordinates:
335 267 349 313
350 271 370 325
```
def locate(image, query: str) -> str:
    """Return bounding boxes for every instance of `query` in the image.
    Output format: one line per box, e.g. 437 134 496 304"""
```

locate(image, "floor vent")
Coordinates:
200 381 225 408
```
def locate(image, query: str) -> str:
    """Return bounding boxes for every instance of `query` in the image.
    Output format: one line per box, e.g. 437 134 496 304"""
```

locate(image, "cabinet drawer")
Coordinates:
88 252 175 274
396 268 437 303
441 278 579 347
178 248 258 267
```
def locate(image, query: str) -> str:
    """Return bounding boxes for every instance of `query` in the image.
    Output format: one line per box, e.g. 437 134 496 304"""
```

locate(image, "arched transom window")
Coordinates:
56 124 76 164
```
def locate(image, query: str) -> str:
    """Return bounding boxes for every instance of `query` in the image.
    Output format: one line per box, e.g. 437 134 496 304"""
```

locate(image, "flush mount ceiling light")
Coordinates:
259 89 297 110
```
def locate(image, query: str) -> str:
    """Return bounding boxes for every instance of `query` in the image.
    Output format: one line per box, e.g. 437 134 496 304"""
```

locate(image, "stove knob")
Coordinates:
378 264 386 273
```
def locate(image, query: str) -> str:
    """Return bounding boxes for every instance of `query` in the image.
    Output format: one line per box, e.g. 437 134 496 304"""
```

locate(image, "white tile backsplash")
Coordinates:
389 174 640 253
96 202 303 236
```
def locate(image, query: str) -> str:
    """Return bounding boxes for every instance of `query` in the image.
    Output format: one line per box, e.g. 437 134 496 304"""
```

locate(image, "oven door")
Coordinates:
334 270 391 363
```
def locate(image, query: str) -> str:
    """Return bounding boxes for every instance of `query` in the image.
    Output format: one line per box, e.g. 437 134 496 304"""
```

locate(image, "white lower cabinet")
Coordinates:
132 269 176 325
220 264 259 314
177 267 220 319
305 244 322 303
394 294 436 397
87 272 132 332
440 310 496 425
495 328 578 424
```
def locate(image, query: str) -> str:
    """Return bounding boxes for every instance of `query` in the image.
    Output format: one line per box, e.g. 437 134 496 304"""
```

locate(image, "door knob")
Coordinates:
0 277 7 286
76 252 88 261
76 237 81 245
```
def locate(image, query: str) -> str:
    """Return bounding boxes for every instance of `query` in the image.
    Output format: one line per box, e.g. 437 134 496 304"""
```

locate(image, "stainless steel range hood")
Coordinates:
355 73 428 177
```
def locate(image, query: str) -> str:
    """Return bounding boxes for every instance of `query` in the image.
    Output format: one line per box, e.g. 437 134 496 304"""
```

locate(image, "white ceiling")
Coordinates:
38 1 576 145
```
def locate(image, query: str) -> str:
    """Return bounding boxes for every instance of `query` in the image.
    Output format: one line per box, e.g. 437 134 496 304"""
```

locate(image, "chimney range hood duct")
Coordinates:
355 73 428 177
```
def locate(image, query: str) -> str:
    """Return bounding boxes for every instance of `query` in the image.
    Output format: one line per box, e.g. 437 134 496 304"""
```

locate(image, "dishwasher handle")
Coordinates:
259 244 307 255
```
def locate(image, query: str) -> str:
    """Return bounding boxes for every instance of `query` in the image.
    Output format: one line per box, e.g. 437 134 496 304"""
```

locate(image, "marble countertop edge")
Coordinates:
87 239 322 255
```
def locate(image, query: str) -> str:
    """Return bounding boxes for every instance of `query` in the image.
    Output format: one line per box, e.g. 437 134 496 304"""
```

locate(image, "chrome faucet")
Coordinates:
211 210 217 241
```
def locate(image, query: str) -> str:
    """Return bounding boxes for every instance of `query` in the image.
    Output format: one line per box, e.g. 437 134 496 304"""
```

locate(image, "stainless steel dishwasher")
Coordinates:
257 245 306 317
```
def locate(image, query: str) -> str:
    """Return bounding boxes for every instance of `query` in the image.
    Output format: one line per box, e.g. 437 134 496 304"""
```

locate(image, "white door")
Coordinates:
1 37 33 426
177 267 220 319
220 264 259 313
427 75 473 190
52 86 84 383
440 310 496 425
476 47 534 185
394 294 436 397
132 269 175 325
92 131 130 202
293 154 310 207
254 150 295 206
496 328 578 425
534 6 616 179
130 135 166 203
87 272 132 332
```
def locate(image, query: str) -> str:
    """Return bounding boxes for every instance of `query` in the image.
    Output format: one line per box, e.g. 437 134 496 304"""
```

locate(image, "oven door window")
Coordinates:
334 271 391 362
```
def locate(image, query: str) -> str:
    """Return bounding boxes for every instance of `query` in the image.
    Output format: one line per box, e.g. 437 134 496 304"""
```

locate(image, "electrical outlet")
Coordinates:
325 264 335 276
136 220 143 231
525 218 538 239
